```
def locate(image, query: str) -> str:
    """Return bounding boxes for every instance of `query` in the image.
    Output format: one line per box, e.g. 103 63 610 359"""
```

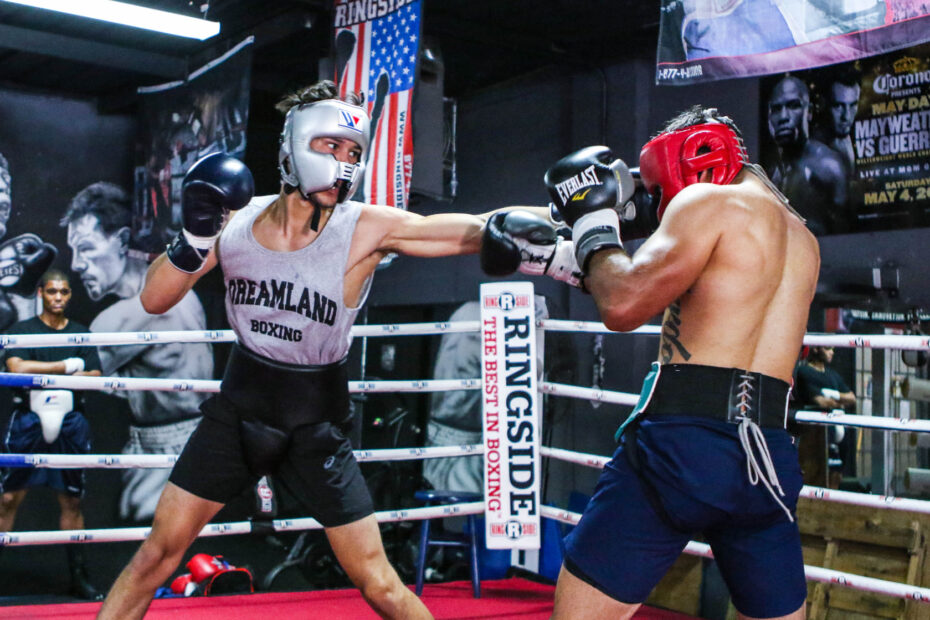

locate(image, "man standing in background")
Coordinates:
0 269 103 599
61 182 213 522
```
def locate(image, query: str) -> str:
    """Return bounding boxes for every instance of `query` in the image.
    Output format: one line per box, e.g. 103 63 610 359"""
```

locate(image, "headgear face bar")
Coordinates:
279 99 371 228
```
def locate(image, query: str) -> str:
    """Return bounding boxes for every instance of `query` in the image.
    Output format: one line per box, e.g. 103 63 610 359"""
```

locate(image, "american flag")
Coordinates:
334 0 422 209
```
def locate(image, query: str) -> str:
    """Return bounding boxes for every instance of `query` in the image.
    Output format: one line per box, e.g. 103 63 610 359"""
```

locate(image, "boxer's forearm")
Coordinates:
141 252 212 314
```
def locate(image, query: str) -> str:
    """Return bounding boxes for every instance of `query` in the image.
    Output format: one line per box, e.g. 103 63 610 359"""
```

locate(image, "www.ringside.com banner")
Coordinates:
480 282 541 550
656 0 930 85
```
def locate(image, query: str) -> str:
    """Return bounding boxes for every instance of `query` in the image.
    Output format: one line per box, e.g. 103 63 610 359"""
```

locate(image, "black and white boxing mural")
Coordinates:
761 40 930 235
0 41 253 525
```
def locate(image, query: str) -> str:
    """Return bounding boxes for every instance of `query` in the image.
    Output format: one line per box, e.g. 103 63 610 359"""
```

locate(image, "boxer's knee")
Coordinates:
358 568 406 612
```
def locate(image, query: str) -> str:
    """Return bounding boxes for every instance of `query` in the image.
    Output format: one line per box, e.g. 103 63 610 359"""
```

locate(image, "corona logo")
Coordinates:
893 57 919 74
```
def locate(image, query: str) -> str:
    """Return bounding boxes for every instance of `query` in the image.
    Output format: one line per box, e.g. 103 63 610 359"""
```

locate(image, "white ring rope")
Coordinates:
540 445 930 515
539 321 930 351
540 381 638 406
0 502 486 547
0 445 485 469
0 373 479 395
6 323 928 352
540 506 930 603
794 410 930 433
0 321 482 350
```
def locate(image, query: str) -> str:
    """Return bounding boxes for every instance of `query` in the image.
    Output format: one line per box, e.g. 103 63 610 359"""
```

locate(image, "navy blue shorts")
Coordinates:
563 416 807 618
1 410 92 497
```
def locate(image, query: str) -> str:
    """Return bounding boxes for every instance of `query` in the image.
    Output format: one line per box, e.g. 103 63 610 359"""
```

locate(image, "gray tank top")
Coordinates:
219 195 371 366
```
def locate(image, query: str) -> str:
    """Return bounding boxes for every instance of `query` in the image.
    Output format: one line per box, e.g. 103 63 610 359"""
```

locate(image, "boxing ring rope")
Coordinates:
541 320 930 351
3 320 930 606
0 445 485 469
0 372 479 396
0 321 483 350
0 502 486 547
539 506 930 603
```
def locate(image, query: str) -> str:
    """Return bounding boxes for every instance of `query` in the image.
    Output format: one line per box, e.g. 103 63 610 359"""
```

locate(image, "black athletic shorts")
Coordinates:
170 393 374 527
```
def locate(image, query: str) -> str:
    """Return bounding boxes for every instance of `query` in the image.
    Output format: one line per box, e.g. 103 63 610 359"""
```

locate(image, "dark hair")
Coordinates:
831 69 861 91
274 79 362 116
39 269 69 288
657 105 744 140
60 182 131 235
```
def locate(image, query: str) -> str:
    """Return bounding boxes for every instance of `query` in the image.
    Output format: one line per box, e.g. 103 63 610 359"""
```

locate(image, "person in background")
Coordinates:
795 345 856 489
0 269 103 599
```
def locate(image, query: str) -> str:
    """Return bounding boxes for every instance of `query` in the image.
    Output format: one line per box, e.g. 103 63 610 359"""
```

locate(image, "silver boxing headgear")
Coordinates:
279 99 371 203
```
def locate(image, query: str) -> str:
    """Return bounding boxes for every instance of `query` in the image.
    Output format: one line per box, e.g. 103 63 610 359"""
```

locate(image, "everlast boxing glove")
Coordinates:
481 210 583 288
166 153 254 274
0 233 57 297
544 146 635 273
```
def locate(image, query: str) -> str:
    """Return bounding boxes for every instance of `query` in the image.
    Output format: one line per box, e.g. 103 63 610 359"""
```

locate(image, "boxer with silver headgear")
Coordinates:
279 98 370 230
99 79 500 620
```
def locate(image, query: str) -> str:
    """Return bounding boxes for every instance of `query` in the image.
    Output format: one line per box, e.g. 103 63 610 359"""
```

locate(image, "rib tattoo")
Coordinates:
660 300 691 363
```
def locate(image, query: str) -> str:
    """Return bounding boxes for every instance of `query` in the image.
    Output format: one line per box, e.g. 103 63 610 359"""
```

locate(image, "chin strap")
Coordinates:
310 204 322 231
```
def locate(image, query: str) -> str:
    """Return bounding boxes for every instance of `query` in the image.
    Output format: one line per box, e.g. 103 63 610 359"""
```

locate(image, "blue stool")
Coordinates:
414 489 482 598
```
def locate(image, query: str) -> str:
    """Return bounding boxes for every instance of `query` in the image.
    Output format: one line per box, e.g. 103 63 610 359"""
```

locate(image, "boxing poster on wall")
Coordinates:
333 0 422 209
134 37 252 256
760 40 930 236
656 1 930 85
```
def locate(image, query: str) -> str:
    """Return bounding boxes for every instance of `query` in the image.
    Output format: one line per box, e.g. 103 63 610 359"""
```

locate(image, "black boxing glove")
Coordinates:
167 153 255 274
0 233 57 297
544 146 635 272
481 211 583 288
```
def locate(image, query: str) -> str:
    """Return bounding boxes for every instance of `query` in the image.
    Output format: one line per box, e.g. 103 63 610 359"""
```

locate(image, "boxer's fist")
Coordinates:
0 233 57 296
544 146 635 226
544 147 635 272
167 153 254 274
481 210 582 288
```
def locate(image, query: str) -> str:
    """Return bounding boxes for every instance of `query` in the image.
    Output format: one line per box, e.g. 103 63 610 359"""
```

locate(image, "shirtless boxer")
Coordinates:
482 106 817 619
96 79 551 620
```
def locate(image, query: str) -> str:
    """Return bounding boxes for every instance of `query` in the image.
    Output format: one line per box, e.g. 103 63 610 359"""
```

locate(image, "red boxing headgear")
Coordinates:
638 121 748 221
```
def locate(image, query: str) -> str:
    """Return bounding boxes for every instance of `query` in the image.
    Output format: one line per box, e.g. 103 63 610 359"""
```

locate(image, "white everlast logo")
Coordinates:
554 165 602 205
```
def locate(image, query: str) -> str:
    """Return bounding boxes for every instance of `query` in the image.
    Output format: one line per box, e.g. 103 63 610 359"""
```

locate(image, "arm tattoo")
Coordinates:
660 300 691 363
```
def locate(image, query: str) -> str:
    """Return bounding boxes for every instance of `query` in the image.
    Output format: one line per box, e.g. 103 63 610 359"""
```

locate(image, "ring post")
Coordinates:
480 281 541 551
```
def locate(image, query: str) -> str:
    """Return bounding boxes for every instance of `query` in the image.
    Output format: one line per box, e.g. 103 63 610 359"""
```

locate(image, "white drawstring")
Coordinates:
734 372 795 523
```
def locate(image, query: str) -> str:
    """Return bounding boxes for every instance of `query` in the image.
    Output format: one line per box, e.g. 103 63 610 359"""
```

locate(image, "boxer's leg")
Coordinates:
96 483 223 620
326 514 433 620
552 565 639 620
